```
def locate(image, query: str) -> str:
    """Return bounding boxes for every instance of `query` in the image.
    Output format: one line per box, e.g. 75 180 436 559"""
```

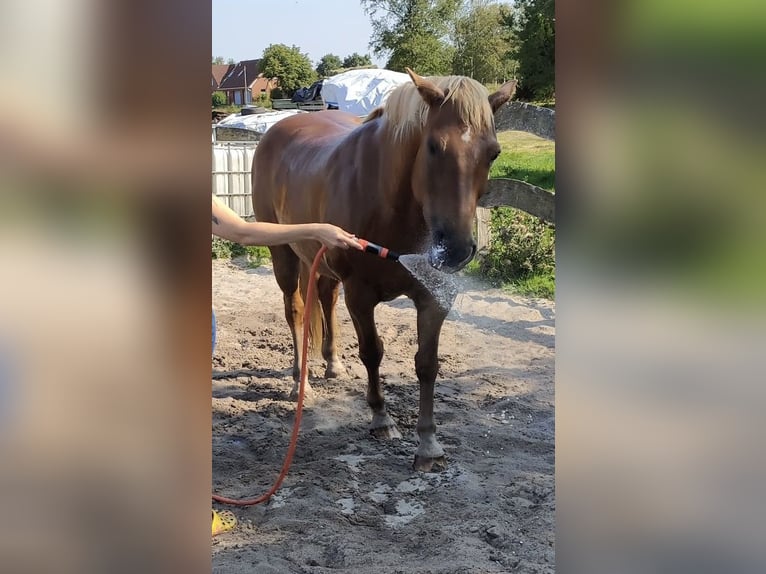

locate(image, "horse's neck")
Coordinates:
377 129 421 206
339 118 426 242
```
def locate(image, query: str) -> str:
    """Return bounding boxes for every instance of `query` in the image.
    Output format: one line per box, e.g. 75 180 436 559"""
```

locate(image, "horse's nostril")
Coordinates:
433 230 446 245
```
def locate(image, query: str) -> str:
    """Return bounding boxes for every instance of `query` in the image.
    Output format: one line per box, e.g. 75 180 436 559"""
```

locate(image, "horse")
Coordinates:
253 69 517 471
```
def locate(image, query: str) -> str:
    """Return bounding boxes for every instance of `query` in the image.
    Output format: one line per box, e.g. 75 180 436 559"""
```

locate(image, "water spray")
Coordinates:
356 240 455 310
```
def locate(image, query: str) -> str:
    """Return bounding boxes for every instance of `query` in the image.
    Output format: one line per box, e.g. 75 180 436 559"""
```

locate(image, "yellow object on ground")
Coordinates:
212 509 237 536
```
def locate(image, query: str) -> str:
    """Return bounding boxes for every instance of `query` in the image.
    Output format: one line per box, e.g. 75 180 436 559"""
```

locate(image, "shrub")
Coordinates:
211 238 271 268
212 91 227 107
254 93 272 108
212 236 233 259
479 207 555 285
243 245 271 268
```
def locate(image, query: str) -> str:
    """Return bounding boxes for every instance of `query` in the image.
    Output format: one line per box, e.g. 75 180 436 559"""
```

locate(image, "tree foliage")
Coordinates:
361 0 460 75
212 91 227 107
509 0 554 100
260 44 317 96
452 0 515 84
316 53 343 77
212 56 225 65
342 53 373 68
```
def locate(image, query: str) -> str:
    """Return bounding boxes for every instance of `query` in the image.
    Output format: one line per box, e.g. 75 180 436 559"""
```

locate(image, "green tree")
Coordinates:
212 91 227 107
361 0 460 75
260 44 317 97
316 53 343 77
342 53 373 68
452 1 515 84
212 56 225 64
509 0 554 100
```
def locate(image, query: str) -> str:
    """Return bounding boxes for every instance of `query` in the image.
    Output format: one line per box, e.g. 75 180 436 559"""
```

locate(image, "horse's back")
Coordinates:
260 111 361 151
253 111 362 222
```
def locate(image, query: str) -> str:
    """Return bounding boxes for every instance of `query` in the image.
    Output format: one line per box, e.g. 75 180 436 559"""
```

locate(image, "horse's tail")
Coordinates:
299 260 324 358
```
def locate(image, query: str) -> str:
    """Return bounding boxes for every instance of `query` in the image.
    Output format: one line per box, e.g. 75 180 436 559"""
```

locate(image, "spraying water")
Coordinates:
354 239 458 311
398 254 458 311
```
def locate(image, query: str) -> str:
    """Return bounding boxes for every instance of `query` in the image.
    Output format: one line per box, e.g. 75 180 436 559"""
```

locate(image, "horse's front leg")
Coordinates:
413 293 451 472
344 283 402 440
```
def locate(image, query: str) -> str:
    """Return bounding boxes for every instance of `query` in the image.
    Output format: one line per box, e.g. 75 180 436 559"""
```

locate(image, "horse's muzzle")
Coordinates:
428 238 476 273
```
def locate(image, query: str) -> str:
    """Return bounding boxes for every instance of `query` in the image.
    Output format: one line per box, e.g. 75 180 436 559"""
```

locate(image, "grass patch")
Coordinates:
491 131 555 192
504 272 555 299
477 131 556 299
464 248 555 300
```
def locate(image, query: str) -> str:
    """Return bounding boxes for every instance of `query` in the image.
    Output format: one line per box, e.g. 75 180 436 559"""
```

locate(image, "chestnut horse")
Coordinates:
253 69 516 471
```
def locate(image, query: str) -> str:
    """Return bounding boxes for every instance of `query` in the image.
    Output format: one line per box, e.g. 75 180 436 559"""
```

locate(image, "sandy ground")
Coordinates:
212 258 555 573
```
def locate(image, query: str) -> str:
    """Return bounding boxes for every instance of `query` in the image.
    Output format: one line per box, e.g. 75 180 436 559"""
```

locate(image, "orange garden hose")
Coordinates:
212 245 328 507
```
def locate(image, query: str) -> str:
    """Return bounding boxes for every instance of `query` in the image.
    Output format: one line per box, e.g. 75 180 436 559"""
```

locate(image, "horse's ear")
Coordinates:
405 67 445 107
488 79 518 113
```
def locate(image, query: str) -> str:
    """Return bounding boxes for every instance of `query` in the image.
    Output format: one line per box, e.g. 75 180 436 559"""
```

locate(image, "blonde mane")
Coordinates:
364 75 494 142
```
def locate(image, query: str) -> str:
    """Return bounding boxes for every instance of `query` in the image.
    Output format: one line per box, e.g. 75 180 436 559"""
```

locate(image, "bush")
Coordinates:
242 245 271 268
479 207 555 285
254 93 272 108
212 236 233 259
211 238 271 268
212 91 227 107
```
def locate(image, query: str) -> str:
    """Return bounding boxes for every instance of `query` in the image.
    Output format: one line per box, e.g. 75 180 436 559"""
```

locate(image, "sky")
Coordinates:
212 0 386 67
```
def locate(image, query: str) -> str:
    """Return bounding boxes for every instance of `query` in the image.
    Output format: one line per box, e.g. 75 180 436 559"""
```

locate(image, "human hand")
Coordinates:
314 224 363 250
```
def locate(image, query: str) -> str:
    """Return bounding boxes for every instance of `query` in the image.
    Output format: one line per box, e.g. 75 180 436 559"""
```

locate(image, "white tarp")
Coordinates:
321 69 411 116
216 109 307 134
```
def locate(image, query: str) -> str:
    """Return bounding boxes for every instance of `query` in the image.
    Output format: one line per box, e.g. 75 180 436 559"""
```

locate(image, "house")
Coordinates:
215 59 278 105
212 64 234 92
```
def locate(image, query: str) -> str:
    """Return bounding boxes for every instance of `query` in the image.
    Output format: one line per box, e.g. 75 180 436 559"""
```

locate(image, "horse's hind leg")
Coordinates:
344 283 402 439
412 293 452 472
317 276 347 379
270 245 312 400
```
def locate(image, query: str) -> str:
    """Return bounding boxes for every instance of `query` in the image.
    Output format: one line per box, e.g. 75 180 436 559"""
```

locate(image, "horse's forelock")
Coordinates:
381 75 494 143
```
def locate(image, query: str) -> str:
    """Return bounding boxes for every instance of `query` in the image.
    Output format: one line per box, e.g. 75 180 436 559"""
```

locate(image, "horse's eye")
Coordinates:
489 147 501 163
427 139 439 156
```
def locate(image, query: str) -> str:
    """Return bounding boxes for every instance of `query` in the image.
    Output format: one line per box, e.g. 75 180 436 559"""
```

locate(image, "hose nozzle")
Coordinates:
357 239 400 262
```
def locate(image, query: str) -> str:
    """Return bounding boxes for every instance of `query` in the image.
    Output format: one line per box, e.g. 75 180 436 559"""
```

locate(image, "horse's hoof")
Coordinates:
324 362 347 379
370 425 403 440
413 455 447 473
289 382 315 402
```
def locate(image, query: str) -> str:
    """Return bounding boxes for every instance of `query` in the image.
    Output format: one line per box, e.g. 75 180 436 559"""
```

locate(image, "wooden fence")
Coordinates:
474 101 555 252
212 101 555 238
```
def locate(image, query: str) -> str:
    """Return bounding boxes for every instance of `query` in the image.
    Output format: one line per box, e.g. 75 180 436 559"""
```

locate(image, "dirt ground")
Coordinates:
212 258 555 573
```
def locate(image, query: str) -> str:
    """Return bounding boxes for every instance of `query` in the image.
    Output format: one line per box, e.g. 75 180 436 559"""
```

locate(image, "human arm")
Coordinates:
212 195 362 250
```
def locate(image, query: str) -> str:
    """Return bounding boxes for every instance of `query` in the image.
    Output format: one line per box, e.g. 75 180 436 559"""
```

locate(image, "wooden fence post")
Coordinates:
475 206 492 254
